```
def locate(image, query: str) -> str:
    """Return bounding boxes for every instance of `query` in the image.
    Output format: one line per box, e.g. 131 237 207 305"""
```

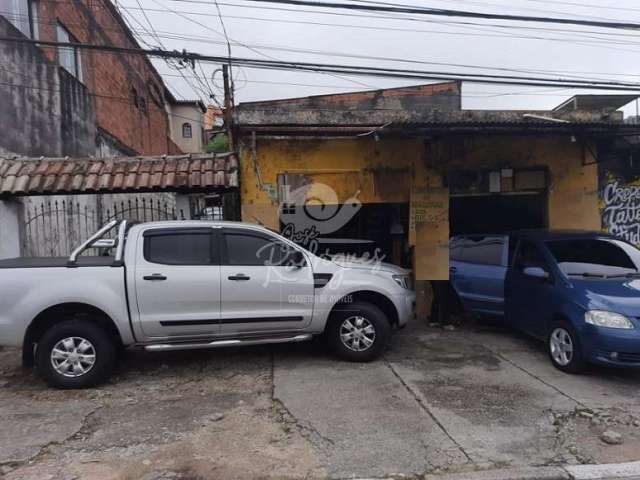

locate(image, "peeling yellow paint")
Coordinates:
239 134 601 282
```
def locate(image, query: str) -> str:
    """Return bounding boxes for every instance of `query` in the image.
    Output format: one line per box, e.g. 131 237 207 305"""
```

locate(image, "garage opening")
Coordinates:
280 202 410 268
448 167 548 235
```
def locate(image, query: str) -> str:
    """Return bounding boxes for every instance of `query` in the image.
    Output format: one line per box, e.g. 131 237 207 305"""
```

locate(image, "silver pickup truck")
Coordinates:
0 220 415 388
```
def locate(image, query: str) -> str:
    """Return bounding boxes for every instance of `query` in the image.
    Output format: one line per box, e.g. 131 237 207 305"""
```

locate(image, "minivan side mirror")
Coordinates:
523 266 550 280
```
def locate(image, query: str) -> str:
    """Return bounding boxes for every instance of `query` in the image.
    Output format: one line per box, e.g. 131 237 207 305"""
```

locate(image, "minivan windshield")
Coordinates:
546 238 640 278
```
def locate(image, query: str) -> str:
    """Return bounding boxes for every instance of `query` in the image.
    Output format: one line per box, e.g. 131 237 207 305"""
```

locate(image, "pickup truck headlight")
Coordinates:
392 274 413 290
585 310 634 329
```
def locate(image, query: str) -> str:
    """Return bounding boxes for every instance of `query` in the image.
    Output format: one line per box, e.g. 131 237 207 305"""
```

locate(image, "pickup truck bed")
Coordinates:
0 257 115 268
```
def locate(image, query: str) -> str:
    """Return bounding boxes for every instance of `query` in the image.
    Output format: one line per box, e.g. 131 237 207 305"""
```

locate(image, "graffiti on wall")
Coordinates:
601 179 640 244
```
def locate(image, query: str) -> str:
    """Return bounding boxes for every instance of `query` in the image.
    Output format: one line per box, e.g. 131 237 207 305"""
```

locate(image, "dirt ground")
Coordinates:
2 318 640 479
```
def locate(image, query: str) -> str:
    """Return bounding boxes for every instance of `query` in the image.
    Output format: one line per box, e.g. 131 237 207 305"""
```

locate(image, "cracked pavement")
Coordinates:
2 318 640 479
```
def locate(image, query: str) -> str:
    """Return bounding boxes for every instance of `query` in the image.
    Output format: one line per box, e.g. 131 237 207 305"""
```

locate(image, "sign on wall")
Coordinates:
600 177 640 244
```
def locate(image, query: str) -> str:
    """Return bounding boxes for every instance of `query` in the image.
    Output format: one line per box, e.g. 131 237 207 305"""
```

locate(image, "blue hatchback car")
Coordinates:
449 230 640 373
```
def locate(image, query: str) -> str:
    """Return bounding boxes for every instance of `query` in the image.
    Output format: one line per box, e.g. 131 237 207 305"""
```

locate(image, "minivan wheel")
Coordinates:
547 321 585 373
36 319 117 389
327 302 391 362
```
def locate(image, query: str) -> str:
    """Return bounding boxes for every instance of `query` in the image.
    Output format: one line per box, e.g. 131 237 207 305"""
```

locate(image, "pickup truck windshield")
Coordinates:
546 238 640 278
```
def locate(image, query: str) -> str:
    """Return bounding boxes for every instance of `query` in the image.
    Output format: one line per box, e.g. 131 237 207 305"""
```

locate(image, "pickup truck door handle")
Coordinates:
143 274 167 281
228 274 250 281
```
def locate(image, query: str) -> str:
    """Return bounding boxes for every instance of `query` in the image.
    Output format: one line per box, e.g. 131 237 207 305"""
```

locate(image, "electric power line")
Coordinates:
3 36 640 92
6 8 640 85
236 0 640 31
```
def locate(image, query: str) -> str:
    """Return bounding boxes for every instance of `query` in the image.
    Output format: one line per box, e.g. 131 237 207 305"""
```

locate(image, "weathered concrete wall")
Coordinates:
441 135 600 231
59 69 97 156
35 0 174 155
0 199 22 259
239 134 600 274
236 82 461 126
0 17 63 157
238 137 421 229
0 17 96 158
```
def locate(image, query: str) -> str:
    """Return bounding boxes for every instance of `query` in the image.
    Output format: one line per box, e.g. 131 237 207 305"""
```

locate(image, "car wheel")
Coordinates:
36 319 117 389
327 302 391 362
547 321 585 373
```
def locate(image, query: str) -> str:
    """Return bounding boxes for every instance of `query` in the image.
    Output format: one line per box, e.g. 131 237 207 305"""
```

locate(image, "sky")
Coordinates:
115 0 640 115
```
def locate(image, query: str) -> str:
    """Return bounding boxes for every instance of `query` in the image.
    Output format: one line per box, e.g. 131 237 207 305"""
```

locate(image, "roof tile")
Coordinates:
0 154 238 195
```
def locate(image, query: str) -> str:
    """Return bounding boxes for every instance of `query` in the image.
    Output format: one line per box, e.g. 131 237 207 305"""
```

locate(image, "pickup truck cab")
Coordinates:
450 231 640 373
0 220 415 388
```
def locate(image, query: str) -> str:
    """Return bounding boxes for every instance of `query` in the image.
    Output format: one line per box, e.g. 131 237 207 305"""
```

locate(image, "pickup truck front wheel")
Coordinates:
36 320 117 389
327 302 391 362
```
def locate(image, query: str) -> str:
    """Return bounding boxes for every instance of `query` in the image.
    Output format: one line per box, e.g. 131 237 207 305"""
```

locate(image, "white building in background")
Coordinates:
165 95 207 153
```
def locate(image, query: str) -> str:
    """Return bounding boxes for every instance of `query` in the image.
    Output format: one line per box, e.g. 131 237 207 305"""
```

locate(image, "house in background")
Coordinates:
0 0 180 157
234 81 640 317
0 0 240 258
165 95 207 153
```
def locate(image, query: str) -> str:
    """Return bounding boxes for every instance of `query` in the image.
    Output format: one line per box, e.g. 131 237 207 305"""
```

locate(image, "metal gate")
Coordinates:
23 196 177 257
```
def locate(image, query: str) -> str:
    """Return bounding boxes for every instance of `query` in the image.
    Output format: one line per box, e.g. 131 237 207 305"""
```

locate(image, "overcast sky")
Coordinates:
116 0 640 114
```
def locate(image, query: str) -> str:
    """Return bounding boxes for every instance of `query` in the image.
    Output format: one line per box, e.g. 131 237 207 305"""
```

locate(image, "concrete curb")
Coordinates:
421 466 569 480
565 460 640 479
357 461 640 480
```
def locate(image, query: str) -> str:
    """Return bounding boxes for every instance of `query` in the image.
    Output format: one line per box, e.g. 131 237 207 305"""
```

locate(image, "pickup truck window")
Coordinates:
457 236 505 266
224 232 293 266
144 230 214 265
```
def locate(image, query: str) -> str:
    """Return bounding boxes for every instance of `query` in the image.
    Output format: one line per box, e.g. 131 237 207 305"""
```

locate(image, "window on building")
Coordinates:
1 0 38 38
56 22 82 81
182 122 192 138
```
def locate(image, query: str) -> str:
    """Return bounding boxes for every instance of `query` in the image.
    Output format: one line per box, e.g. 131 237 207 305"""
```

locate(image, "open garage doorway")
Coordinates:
450 194 547 235
448 167 548 235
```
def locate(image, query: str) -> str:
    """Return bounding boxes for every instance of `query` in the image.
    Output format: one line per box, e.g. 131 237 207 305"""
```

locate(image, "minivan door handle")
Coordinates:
228 274 250 281
449 267 457 274
143 274 167 281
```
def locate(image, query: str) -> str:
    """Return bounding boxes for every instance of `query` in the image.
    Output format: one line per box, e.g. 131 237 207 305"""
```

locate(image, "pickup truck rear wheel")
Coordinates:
36 319 117 389
327 302 391 362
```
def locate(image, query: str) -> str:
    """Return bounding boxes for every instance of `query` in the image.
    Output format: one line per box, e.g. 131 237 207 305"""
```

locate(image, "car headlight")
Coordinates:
392 274 413 290
585 310 634 329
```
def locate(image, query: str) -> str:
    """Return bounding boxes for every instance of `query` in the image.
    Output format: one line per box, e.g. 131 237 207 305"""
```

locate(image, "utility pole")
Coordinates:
222 64 234 151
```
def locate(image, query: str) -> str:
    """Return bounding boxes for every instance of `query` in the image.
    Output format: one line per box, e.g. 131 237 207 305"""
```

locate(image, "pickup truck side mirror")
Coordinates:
523 266 550 281
287 250 306 268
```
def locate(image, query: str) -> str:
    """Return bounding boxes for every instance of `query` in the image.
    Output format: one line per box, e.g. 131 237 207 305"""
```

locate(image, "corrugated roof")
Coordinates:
0 153 238 196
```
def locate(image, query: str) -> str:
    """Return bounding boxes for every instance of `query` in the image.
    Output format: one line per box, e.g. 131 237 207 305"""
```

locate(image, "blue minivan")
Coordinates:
450 231 640 373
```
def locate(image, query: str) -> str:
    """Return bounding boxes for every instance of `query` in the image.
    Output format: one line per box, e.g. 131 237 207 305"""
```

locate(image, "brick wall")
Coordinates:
35 0 175 155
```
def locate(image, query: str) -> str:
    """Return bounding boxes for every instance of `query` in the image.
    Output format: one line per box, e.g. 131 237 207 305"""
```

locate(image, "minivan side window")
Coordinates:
224 231 298 266
513 240 547 271
144 229 214 265
459 236 505 266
